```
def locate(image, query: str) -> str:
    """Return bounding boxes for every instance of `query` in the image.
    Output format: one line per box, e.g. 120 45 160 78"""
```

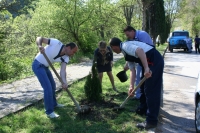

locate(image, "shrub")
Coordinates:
84 63 102 102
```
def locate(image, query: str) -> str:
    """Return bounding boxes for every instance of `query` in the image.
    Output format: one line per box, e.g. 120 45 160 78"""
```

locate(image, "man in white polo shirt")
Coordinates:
32 37 78 118
109 37 164 130
123 26 154 116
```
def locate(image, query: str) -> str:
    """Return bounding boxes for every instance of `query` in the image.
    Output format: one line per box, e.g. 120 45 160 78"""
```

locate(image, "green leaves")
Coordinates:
0 0 172 83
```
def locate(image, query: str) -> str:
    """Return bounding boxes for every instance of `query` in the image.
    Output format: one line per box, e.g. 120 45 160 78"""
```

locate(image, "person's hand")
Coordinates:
124 65 129 71
62 83 68 90
144 67 152 78
111 61 113 67
39 46 45 53
128 87 134 97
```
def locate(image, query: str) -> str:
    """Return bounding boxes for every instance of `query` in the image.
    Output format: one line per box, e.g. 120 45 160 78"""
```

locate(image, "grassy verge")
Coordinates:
0 43 168 133
0 58 146 133
156 43 168 55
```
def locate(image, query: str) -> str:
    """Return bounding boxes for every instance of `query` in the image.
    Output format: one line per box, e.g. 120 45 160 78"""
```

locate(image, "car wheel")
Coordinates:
168 43 170 51
170 48 173 52
195 98 200 133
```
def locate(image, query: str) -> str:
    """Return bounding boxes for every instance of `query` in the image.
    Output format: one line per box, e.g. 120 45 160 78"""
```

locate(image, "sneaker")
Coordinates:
47 112 59 118
56 103 65 108
136 121 157 130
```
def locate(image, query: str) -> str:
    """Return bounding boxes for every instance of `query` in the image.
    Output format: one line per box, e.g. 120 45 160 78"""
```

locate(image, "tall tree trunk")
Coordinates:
141 0 154 31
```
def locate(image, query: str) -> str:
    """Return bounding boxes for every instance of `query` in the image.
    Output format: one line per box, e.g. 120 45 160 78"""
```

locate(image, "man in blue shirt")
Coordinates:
123 26 154 116
123 26 153 45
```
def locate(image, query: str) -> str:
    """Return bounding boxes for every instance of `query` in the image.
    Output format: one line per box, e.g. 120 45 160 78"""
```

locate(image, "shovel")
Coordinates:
42 52 91 114
113 77 146 111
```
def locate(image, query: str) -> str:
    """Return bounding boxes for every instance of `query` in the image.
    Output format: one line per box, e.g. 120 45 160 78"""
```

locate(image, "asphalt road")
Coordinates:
156 48 200 133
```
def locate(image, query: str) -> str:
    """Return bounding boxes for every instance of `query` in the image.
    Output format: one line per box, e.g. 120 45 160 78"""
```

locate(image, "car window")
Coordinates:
172 32 189 37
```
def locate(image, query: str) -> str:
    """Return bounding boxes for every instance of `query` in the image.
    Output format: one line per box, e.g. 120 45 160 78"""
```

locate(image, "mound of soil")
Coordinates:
77 92 127 121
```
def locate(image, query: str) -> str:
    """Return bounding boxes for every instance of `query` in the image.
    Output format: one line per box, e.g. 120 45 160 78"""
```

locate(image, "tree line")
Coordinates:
0 0 197 82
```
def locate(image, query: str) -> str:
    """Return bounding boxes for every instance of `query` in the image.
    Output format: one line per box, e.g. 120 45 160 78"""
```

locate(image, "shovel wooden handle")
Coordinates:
42 52 81 111
119 77 146 108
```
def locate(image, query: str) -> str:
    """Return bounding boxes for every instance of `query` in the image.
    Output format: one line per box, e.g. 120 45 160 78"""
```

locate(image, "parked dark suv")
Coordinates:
168 30 192 52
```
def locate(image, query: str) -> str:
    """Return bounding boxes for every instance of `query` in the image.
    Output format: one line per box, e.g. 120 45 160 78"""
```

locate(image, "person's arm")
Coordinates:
135 48 152 78
36 37 50 54
128 67 136 96
108 46 114 67
93 49 97 64
124 61 129 71
60 62 68 90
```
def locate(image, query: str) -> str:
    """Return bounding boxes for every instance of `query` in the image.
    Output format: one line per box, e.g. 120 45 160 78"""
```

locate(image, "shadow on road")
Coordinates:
159 107 195 133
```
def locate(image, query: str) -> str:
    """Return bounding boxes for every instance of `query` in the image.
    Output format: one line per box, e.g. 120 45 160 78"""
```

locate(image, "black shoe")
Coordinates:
136 122 157 130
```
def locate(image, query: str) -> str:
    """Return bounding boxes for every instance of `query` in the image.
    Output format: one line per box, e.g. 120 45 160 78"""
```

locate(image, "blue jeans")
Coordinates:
32 59 57 115
135 64 142 99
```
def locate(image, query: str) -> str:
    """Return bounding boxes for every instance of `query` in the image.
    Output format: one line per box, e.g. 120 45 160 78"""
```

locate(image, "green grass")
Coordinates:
0 43 168 133
156 43 168 56
0 59 147 133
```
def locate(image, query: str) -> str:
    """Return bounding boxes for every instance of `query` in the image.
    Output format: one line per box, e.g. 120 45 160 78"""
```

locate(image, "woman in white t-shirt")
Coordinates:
32 37 78 118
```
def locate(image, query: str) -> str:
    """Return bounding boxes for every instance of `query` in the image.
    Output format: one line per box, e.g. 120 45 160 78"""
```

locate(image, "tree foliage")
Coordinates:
0 0 15 11
0 0 166 81
0 1 38 82
164 0 186 30
192 16 200 36
190 0 200 35
0 0 38 17
171 0 200 37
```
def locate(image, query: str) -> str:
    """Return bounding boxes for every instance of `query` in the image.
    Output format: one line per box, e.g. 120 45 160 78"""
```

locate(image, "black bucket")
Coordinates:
116 70 128 82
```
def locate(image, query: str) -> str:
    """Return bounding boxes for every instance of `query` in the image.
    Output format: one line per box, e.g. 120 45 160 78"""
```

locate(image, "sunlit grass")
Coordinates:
156 43 168 55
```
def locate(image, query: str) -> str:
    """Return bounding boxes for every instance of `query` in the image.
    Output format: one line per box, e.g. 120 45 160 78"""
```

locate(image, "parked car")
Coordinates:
195 72 200 133
168 30 192 52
